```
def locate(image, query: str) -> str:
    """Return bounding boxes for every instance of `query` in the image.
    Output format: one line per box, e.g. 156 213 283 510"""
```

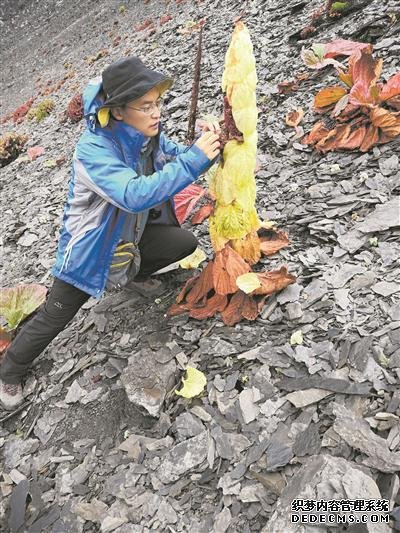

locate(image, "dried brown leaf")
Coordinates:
189 293 228 319
259 229 289 256
213 246 250 295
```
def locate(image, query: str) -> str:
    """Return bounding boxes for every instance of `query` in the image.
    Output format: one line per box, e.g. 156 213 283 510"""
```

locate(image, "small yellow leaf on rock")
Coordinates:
175 367 207 398
236 272 261 294
290 330 303 345
179 247 206 269
259 219 276 230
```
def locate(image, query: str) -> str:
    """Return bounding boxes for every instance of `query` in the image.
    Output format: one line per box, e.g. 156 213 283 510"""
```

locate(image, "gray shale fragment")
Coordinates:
371 281 400 297
277 376 371 395
356 197 400 233
263 455 391 533
301 279 328 309
157 431 209 483
213 507 232 533
120 348 177 417
285 388 332 408
332 403 400 473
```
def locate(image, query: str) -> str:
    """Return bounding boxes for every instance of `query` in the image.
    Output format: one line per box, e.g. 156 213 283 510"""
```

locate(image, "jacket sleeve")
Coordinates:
159 131 190 158
74 136 211 213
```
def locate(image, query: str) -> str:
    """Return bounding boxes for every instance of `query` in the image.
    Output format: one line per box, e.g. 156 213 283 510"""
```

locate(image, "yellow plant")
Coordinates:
208 22 261 263
168 22 295 326
27 99 55 122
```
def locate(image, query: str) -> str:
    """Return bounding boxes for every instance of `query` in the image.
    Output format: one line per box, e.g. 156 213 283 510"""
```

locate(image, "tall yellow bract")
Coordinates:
168 22 295 326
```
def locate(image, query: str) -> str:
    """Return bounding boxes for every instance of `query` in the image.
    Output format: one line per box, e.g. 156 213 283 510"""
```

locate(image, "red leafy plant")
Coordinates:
0 284 47 356
1 97 37 125
303 48 400 153
301 39 371 70
174 183 214 224
66 93 84 123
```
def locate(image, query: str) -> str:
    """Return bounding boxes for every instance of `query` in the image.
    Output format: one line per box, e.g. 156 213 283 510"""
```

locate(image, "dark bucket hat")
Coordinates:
97 56 173 127
101 56 173 108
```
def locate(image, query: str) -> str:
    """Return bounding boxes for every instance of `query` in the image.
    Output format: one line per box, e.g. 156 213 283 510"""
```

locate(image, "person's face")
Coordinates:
112 87 162 137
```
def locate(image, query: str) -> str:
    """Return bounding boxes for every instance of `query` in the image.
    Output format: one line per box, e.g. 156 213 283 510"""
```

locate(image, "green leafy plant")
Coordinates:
0 132 28 167
0 284 47 331
330 2 347 13
27 99 55 122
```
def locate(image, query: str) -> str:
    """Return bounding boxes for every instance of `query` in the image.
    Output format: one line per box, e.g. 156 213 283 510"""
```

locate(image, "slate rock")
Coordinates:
276 283 302 305
157 431 209 484
250 471 286 496
371 281 400 297
3 437 39 470
265 424 294 472
121 348 177 417
323 263 366 289
337 229 367 253
238 387 262 424
357 197 400 233
286 302 303 320
73 499 108 523
277 376 371 395
263 455 390 533
9 479 29 533
378 155 398 176
156 499 178 526
332 403 400 474
293 422 321 457
213 507 232 533
285 388 332 408
174 412 205 440
301 280 328 309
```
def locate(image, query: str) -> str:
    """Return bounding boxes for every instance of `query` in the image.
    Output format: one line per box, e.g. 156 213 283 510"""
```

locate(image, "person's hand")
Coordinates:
194 131 221 160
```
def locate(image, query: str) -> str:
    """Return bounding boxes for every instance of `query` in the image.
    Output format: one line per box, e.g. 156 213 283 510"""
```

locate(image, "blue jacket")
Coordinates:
52 78 211 297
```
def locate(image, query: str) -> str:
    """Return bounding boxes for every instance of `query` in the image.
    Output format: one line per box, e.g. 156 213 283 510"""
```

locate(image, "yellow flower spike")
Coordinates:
222 22 256 91
175 367 207 398
208 21 261 261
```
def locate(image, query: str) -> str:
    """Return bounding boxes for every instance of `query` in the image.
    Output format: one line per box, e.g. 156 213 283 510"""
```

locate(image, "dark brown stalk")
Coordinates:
186 20 205 143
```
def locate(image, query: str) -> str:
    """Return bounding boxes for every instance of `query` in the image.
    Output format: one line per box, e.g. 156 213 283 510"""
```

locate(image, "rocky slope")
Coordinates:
1 0 400 531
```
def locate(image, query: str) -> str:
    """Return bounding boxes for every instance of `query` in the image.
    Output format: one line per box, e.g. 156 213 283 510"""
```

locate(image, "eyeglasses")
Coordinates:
125 98 163 116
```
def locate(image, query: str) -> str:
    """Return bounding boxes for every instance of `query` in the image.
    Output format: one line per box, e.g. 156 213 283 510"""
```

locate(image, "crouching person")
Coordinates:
0 56 220 410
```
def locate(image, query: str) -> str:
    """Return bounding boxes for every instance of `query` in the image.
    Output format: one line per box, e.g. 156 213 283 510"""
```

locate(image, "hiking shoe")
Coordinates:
0 378 24 410
126 278 164 297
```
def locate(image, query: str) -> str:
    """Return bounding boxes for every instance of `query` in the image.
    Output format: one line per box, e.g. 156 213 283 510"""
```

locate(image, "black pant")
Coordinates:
0 225 197 384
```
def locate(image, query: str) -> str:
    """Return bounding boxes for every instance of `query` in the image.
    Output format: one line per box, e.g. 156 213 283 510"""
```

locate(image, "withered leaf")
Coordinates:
302 121 331 145
213 246 250 295
285 108 304 127
379 72 400 101
323 39 372 59
252 266 296 296
371 108 400 137
314 86 348 108
167 302 192 317
360 124 379 152
230 232 261 265
259 229 289 256
189 293 228 320
186 262 215 305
